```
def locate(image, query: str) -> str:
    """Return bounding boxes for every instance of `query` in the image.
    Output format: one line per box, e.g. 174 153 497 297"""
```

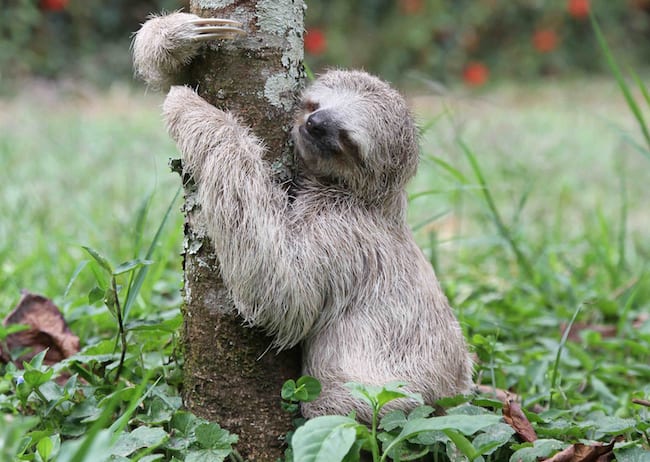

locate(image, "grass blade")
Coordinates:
426 155 471 185
458 139 535 282
133 193 153 258
63 260 89 299
632 71 650 110
549 302 584 407
122 186 181 322
591 13 650 152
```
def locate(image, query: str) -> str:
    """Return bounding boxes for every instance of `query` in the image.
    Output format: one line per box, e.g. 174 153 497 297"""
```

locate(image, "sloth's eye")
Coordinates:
303 100 319 113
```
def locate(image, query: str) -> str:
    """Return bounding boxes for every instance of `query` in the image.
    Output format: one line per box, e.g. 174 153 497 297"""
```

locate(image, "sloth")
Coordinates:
133 12 473 421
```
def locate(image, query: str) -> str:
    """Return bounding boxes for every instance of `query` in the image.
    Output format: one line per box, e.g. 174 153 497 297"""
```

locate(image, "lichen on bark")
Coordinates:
178 1 306 460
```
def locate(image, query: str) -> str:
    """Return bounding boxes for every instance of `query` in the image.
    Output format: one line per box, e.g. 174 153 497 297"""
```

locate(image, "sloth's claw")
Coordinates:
188 18 245 41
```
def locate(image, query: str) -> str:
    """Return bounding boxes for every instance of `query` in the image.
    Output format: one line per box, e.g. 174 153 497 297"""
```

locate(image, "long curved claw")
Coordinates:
188 18 245 41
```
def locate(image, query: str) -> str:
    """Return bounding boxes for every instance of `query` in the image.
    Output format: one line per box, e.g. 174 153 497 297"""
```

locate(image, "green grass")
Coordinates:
0 77 648 460
407 78 650 459
0 83 183 331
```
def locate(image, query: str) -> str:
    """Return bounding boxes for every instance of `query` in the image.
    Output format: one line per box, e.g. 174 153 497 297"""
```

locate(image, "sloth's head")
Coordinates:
292 70 419 202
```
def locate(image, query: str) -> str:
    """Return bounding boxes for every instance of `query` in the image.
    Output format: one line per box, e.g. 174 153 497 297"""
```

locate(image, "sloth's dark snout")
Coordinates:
299 109 355 161
305 110 336 139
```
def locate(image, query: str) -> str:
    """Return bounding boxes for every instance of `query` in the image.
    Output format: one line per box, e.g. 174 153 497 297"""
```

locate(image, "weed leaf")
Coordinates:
292 415 359 462
111 426 168 457
81 246 113 274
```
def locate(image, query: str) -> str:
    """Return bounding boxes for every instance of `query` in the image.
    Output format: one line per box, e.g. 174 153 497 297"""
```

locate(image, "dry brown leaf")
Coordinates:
560 322 617 342
544 445 575 462
561 314 649 343
476 384 512 403
542 441 615 462
1 291 80 366
476 384 546 413
503 394 537 443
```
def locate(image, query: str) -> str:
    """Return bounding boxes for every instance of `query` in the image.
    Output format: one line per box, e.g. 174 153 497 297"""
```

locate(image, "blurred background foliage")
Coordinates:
0 0 649 88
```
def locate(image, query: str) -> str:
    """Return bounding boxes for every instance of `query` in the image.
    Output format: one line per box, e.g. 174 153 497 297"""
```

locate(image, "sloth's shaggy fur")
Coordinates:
134 12 473 421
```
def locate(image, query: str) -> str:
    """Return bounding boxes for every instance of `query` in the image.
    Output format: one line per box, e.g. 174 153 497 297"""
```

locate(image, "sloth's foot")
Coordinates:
186 17 245 41
133 13 245 89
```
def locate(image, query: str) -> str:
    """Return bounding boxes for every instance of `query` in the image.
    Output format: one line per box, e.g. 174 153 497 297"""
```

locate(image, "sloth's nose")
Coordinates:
305 110 333 138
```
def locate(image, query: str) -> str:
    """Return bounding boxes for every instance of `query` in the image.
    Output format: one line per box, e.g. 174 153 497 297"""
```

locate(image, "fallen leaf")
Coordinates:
561 314 648 342
2 291 80 366
542 441 615 462
560 322 617 342
476 384 546 413
544 445 575 462
476 384 511 403
503 394 537 442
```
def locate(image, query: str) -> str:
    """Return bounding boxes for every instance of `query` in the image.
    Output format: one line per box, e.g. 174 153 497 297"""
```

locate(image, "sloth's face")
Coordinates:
292 70 419 193
292 89 368 180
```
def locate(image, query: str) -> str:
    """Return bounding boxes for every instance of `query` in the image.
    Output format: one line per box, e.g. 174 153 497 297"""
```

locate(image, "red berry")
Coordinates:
463 62 489 87
304 28 327 56
40 0 69 11
533 29 559 53
568 0 590 19
399 0 425 15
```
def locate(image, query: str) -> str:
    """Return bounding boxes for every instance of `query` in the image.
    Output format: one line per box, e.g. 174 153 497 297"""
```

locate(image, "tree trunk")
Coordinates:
179 1 304 460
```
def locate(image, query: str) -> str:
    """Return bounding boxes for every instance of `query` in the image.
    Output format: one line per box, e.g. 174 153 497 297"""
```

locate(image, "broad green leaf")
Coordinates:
56 428 114 462
399 414 501 438
590 416 636 437
63 374 78 398
98 387 137 408
185 449 231 462
292 415 359 462
472 423 515 456
509 439 565 462
380 428 432 462
408 405 435 420
376 384 423 410
282 379 297 400
344 382 377 408
170 411 200 437
379 410 407 431
341 438 366 462
138 397 175 425
88 286 104 304
37 435 55 461
382 414 502 460
614 445 650 462
435 394 472 408
344 381 421 412
443 429 477 460
23 368 54 387
26 349 48 370
111 426 168 457
194 422 238 449
297 376 322 402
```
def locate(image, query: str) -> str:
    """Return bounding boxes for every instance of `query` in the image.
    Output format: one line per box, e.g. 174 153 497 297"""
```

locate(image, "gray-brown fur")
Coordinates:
134 12 473 422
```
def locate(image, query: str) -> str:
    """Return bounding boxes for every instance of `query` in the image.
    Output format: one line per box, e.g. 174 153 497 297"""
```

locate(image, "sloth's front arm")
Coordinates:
132 12 243 90
164 86 323 349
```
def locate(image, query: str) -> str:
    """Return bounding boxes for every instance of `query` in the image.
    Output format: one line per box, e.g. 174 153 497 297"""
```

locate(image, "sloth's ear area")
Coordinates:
302 100 320 113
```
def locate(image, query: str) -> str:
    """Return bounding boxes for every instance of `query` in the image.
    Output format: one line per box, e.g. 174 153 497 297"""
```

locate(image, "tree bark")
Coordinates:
179 1 304 460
